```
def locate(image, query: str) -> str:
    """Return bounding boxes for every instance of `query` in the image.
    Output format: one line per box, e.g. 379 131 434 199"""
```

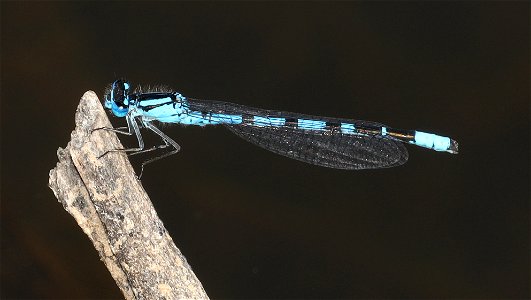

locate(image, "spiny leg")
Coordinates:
92 126 131 135
135 121 181 178
97 114 146 158
94 115 181 178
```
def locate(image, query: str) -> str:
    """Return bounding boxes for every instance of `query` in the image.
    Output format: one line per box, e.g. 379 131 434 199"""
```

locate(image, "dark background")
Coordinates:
1 2 529 299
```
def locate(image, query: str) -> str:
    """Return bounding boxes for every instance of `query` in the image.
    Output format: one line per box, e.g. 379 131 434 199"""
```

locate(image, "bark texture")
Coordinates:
48 91 209 299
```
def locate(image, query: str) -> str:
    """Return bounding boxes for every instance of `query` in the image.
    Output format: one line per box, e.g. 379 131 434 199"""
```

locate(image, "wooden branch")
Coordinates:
48 91 209 299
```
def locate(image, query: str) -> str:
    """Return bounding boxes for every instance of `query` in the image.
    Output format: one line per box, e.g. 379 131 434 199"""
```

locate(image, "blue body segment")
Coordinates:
340 123 356 134
103 79 458 171
413 131 452 152
298 119 326 131
253 116 286 127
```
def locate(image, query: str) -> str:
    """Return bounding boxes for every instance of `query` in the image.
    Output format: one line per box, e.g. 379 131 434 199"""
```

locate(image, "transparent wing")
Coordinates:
186 97 409 169
225 124 408 170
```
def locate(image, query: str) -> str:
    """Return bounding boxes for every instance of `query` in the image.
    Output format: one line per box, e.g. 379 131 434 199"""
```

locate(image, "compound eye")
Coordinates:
104 79 131 117
112 79 130 107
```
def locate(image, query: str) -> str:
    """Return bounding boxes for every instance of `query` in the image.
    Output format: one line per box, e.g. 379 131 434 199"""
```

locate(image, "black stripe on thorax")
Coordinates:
135 93 178 112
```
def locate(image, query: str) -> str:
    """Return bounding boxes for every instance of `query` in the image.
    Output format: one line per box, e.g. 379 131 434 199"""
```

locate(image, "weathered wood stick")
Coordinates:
48 91 209 299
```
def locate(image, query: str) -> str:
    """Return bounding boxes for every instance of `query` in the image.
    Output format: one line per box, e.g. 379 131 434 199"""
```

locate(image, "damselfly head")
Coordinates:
104 79 130 117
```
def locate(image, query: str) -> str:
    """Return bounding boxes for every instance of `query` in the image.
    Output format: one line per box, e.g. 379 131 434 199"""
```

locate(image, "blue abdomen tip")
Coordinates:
414 131 451 152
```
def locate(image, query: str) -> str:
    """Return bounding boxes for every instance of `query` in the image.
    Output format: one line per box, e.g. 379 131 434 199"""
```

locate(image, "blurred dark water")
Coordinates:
1 2 528 299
